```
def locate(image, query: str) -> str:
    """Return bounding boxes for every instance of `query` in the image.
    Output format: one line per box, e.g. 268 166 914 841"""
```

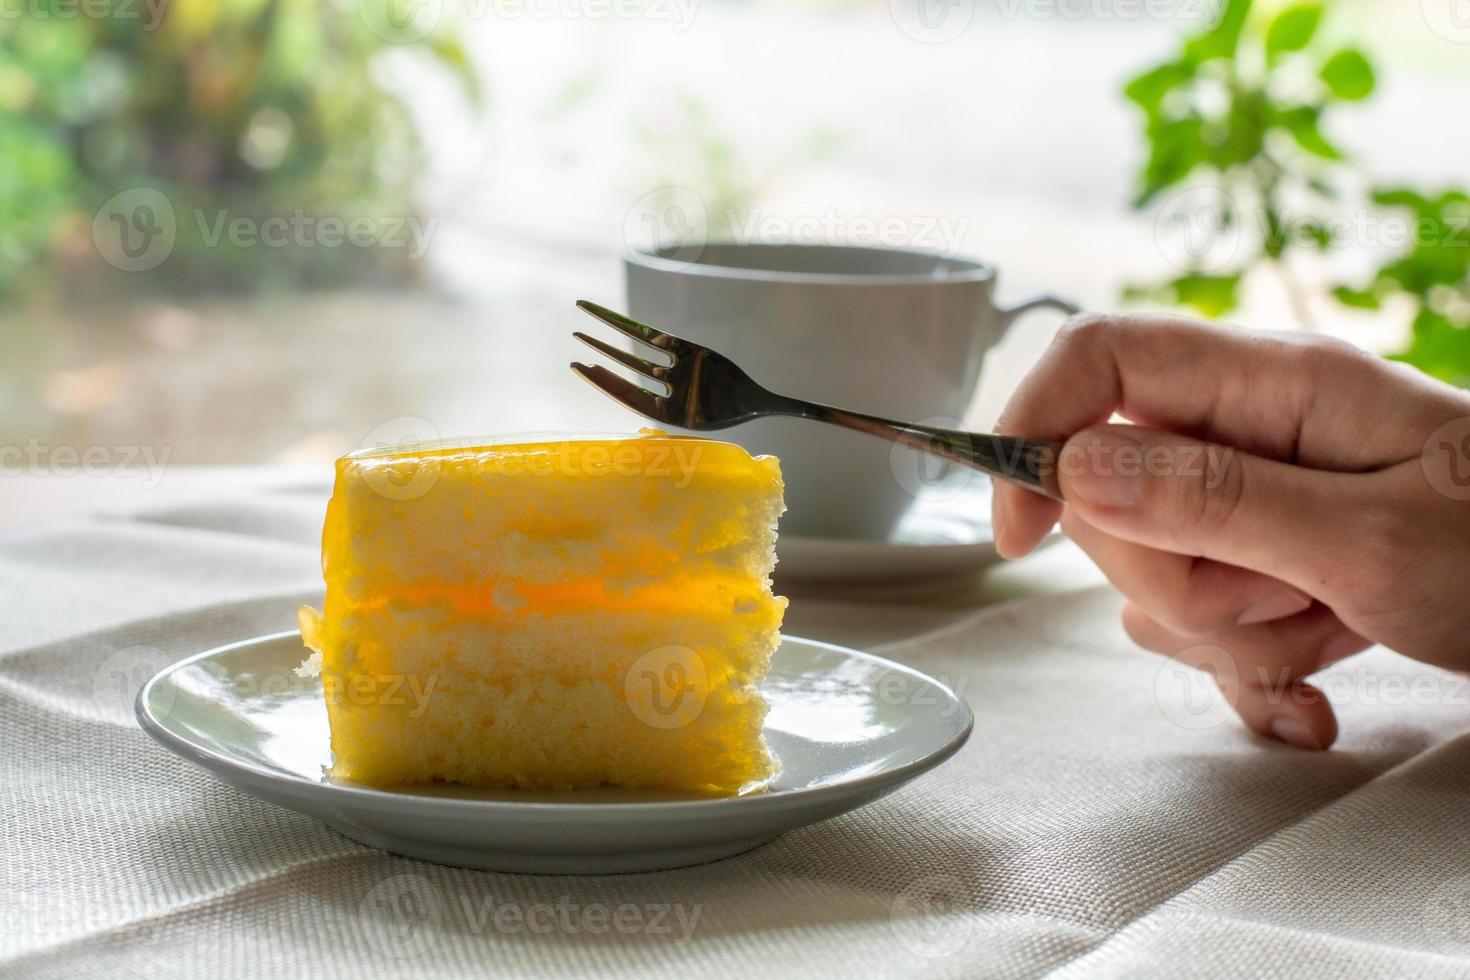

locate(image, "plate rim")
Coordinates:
136 630 974 817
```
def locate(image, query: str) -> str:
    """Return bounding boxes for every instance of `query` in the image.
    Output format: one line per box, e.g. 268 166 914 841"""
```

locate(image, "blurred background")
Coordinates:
2 0 1468 493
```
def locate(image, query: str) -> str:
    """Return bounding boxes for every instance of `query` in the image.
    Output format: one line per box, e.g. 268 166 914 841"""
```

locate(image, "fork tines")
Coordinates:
571 301 682 423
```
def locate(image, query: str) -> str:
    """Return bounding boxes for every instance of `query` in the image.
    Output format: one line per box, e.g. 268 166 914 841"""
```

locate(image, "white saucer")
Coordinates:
777 479 1033 584
137 631 972 874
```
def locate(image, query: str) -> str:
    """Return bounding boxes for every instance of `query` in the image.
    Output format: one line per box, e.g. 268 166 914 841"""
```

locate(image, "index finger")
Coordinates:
990 311 1410 558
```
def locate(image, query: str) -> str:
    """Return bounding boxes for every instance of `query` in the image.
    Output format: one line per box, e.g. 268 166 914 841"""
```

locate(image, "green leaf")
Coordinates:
1212 87 1268 168
1301 220 1334 249
1134 116 1204 206
1184 0 1251 63
1391 308 1470 387
1124 61 1194 114
1168 273 1242 317
1321 49 1375 101
1332 285 1381 309
1266 5 1323 57
1371 187 1432 214
1264 206 1286 259
1279 106 1343 160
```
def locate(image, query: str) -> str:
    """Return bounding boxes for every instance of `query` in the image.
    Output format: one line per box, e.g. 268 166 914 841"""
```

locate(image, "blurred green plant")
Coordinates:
0 0 479 297
1123 0 1470 386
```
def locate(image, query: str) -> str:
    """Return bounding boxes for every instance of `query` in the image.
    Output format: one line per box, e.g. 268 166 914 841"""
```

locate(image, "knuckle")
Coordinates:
1000 313 1117 434
1296 332 1376 378
1055 312 1116 349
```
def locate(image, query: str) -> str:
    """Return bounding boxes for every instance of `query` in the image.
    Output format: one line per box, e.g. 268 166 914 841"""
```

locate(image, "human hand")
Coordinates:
992 313 1470 749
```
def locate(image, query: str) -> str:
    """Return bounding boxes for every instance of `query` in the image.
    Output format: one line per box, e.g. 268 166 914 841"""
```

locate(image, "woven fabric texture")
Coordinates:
4 484 1469 979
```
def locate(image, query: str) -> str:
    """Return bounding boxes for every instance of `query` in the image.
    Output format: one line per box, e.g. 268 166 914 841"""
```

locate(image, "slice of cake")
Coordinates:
297 431 786 795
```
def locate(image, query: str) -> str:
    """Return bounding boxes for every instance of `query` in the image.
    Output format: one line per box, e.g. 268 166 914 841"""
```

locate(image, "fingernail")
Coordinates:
1268 716 1321 750
1062 430 1145 508
1236 588 1313 626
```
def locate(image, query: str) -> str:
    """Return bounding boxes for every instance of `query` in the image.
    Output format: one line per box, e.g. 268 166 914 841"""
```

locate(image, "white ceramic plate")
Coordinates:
137 632 972 874
776 478 1055 584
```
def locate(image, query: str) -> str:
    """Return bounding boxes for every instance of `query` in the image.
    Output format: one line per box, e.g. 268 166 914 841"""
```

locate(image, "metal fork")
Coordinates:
571 300 1064 500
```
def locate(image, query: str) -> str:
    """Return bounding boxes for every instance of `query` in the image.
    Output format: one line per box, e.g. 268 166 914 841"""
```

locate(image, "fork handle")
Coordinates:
769 399 1065 501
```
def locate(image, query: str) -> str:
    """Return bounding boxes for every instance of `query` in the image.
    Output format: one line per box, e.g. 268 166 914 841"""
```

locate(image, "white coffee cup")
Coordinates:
625 243 1078 540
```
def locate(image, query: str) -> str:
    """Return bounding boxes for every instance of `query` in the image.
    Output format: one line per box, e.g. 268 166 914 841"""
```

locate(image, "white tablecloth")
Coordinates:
5 477 1470 979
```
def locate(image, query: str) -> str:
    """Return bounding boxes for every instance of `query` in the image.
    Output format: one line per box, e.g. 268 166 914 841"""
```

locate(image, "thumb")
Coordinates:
1057 424 1352 590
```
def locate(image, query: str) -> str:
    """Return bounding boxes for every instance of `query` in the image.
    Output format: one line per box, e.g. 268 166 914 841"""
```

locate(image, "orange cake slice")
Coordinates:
297 431 786 794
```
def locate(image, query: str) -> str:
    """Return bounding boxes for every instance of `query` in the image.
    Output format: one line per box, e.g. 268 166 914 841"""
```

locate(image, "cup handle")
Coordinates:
994 293 1081 343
